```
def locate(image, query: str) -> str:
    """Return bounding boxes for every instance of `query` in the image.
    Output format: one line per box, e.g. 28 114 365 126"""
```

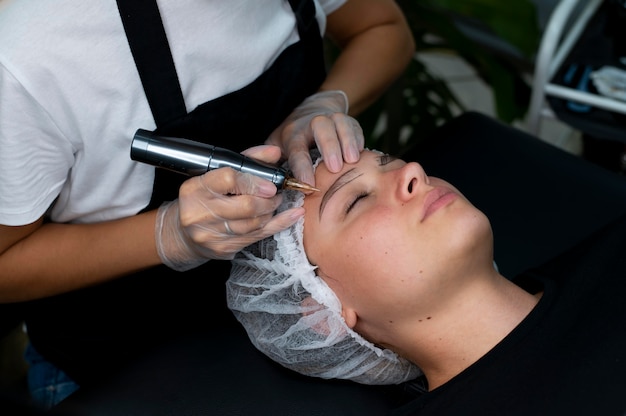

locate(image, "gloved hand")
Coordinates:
155 145 304 271
266 90 364 187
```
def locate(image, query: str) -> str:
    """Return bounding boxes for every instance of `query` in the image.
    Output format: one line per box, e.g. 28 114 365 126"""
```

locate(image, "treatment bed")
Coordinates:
3 111 626 415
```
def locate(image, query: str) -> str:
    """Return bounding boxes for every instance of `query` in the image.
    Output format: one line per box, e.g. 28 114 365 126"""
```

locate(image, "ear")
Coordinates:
316 268 358 329
341 306 358 329
300 296 332 336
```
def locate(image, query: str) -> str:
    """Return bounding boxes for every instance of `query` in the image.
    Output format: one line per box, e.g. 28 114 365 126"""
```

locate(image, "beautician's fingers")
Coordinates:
156 168 302 270
283 139 316 189
240 144 282 165
281 114 364 188
203 206 304 257
190 165 279 199
311 113 364 169
179 168 281 233
266 90 364 187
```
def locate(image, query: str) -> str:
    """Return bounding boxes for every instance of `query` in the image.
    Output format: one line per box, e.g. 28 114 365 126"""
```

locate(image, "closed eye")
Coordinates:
345 191 369 214
343 155 396 215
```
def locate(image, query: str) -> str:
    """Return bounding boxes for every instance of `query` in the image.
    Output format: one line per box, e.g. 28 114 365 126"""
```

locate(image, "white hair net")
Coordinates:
227 150 422 385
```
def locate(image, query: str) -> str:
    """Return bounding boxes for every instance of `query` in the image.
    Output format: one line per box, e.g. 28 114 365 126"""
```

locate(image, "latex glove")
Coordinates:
155 145 304 271
266 90 364 187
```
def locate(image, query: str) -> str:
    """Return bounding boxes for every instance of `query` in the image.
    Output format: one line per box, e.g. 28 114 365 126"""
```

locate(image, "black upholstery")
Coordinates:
0 304 24 339
7 112 626 415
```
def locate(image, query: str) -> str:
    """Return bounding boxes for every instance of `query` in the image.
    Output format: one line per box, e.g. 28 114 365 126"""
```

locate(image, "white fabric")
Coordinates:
0 0 345 226
227 150 422 385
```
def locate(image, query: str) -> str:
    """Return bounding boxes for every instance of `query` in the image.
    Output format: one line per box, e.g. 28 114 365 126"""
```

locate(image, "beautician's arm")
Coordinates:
0 212 159 302
323 0 415 116
0 1 415 303
0 148 296 303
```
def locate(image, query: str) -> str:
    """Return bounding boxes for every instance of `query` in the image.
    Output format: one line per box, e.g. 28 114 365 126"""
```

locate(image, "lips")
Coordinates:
421 186 457 221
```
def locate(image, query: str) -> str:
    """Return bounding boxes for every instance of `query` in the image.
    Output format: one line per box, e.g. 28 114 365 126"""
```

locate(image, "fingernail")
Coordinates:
301 173 315 189
257 181 277 197
326 154 341 172
347 145 360 163
288 207 305 220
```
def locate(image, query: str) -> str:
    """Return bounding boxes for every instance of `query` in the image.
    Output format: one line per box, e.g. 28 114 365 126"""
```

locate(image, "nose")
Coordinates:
396 162 428 202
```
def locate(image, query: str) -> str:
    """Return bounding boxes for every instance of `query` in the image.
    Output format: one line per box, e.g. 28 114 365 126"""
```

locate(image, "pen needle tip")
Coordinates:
285 178 320 192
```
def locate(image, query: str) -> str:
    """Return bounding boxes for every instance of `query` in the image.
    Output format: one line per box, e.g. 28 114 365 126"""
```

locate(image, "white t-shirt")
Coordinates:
0 0 345 226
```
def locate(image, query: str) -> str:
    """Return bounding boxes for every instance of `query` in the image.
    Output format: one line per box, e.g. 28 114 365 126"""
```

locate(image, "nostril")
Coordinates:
408 178 416 193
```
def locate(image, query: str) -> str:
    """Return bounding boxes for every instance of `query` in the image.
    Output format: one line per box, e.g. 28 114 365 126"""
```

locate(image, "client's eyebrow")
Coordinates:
319 168 362 220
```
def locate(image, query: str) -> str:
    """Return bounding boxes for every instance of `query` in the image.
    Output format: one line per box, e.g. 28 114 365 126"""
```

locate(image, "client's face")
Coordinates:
302 150 492 335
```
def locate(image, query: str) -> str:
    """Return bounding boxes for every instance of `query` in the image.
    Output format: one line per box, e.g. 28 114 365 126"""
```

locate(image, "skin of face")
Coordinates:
302 150 494 348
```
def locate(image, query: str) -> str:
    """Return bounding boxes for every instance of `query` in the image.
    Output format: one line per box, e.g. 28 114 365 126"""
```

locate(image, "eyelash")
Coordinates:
345 191 369 214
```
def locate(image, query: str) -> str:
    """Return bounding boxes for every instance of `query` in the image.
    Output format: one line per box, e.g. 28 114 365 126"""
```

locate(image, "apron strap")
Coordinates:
117 0 314 128
117 0 323 209
288 0 316 35
116 0 187 127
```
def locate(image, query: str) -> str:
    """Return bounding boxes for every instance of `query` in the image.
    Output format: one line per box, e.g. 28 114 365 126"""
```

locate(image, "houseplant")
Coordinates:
348 0 541 156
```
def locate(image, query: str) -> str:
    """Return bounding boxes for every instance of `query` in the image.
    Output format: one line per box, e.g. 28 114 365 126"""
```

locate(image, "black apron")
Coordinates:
25 0 326 386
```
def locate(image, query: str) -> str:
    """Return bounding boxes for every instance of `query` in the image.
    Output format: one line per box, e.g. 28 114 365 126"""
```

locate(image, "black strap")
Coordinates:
288 0 316 34
116 0 187 127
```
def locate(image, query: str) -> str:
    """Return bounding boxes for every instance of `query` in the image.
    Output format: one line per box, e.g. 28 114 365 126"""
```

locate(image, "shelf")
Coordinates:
528 0 626 144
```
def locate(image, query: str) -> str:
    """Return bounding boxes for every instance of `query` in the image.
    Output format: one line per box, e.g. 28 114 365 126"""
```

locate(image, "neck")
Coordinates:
401 275 541 391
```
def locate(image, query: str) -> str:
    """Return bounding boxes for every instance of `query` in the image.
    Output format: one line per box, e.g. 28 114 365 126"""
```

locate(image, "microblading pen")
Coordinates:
130 129 319 192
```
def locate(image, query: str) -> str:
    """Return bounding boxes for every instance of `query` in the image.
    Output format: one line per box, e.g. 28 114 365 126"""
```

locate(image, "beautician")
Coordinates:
0 0 415 409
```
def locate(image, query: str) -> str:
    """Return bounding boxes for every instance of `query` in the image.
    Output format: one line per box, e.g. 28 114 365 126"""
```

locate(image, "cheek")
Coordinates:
318 211 415 292
345 217 407 265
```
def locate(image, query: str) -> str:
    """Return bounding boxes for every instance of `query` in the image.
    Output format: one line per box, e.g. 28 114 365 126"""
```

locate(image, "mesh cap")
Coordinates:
227 151 421 385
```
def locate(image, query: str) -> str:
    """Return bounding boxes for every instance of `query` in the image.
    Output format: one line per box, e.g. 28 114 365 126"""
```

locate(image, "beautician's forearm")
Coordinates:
0 211 161 302
323 0 415 115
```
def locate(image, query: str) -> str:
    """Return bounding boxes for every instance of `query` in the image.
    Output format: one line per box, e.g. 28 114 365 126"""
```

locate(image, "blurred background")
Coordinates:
343 0 626 173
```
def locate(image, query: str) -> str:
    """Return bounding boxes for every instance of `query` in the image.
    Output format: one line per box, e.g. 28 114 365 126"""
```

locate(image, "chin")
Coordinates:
447 209 493 256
